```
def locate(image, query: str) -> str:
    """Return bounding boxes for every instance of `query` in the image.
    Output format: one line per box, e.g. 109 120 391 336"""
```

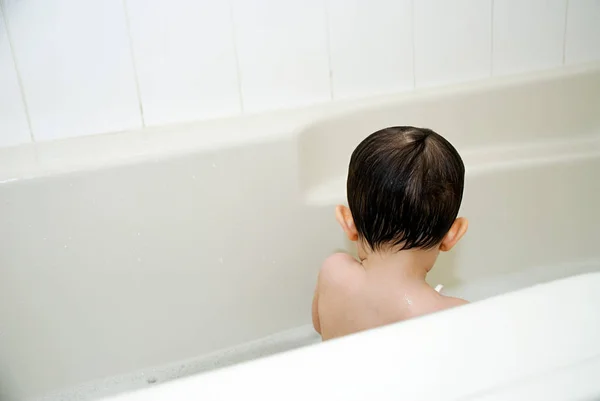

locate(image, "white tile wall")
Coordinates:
2 0 141 141
414 0 492 88
326 0 414 100
126 0 241 127
565 0 600 64
0 0 598 148
0 6 30 147
493 0 567 76
231 0 331 113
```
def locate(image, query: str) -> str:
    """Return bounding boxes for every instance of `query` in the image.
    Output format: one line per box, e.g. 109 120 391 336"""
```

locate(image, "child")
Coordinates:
312 126 469 341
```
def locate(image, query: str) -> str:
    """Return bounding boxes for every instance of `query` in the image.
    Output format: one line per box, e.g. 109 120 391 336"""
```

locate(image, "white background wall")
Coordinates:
0 0 598 148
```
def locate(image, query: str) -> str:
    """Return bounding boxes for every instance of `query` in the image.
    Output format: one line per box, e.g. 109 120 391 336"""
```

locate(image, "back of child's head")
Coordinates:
347 126 464 251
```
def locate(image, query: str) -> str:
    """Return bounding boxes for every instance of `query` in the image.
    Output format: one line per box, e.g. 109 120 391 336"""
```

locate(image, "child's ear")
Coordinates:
335 205 358 242
440 217 468 252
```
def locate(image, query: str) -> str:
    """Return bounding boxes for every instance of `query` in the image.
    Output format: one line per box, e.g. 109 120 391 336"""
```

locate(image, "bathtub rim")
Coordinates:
0 62 599 185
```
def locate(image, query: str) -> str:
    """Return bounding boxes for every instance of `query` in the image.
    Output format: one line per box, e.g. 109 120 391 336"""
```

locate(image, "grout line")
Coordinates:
323 0 335 101
121 0 146 127
1 1 35 142
228 0 245 113
562 0 570 65
490 0 495 76
411 0 417 89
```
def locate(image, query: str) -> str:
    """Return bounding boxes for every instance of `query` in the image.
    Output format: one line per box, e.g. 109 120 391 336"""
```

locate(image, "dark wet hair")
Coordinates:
347 126 465 251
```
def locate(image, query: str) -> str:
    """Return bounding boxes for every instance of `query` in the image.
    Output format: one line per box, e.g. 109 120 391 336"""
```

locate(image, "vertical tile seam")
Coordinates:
410 0 416 89
562 0 570 65
490 0 495 76
0 0 35 142
121 0 146 127
228 0 245 113
323 0 335 101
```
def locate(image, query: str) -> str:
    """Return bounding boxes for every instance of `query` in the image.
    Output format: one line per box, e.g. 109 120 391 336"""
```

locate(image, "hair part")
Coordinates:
347 126 465 251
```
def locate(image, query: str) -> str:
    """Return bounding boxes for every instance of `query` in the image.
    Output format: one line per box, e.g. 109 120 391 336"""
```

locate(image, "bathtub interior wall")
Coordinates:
427 156 600 288
298 65 600 193
0 65 599 400
0 139 344 400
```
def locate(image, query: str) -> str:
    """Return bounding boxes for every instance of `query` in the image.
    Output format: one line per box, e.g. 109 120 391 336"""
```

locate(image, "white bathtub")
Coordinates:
0 63 599 401
100 273 600 401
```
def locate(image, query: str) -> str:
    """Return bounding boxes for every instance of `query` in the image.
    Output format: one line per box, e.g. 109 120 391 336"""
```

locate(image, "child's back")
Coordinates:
314 252 468 340
312 127 469 341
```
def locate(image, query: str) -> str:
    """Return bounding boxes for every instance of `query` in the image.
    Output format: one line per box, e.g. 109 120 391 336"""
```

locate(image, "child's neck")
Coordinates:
358 246 438 281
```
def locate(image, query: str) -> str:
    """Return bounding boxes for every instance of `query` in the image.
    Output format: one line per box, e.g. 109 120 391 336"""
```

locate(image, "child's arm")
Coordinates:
312 282 321 335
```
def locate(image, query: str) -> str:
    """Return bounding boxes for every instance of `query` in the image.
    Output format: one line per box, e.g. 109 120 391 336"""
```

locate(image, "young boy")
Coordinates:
312 126 469 341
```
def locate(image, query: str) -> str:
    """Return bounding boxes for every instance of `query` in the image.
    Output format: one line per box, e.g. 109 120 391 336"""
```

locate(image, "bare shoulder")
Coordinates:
443 295 469 308
318 253 361 286
322 252 357 267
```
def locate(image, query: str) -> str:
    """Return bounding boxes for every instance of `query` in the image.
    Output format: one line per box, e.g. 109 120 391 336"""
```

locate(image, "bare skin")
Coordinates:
312 206 469 341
